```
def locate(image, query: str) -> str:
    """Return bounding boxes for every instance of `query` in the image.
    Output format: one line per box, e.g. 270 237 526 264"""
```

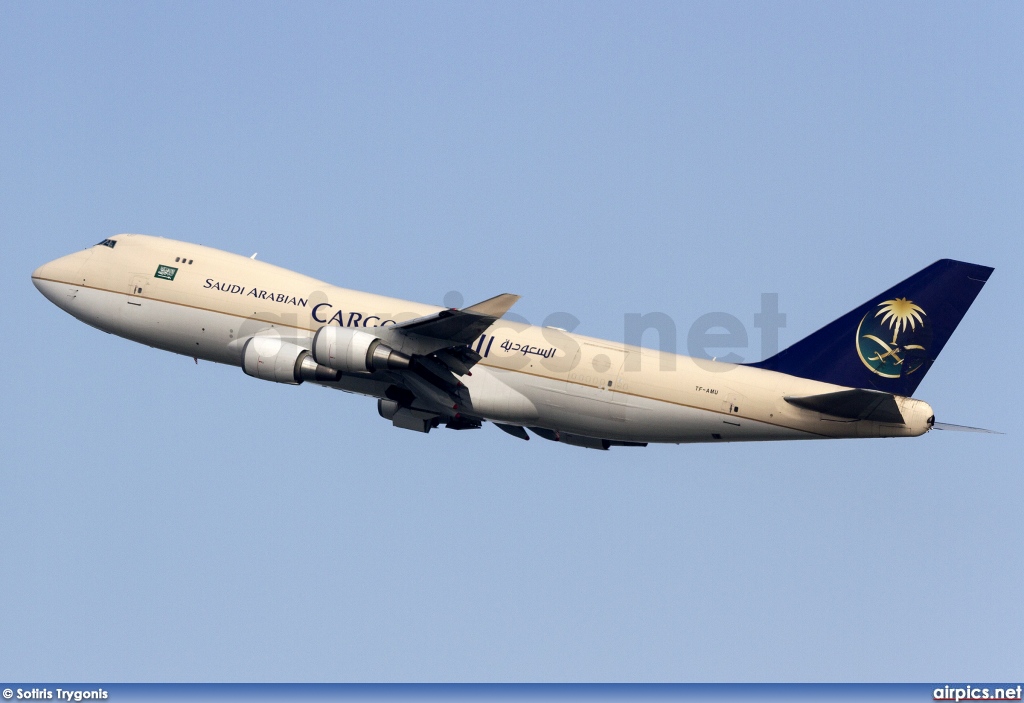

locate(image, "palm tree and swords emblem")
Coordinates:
856 297 932 378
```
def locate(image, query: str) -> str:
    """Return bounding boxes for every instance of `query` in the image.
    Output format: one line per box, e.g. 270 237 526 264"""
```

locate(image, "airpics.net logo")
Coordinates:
934 684 1023 701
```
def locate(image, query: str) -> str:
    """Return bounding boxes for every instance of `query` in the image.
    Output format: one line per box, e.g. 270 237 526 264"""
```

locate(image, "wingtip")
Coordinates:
462 292 521 317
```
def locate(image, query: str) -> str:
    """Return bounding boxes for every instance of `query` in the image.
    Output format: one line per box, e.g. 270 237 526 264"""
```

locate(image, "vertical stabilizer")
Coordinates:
749 259 993 396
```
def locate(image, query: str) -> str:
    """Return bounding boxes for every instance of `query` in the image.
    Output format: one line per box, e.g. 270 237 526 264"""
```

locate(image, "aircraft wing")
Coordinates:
374 293 520 421
390 293 520 344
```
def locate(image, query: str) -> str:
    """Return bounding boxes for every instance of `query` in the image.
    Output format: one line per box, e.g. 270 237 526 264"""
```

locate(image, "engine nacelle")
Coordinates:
242 336 341 385
312 326 412 373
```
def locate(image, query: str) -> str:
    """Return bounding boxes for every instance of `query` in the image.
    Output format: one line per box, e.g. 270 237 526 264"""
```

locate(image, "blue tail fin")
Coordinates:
749 259 993 396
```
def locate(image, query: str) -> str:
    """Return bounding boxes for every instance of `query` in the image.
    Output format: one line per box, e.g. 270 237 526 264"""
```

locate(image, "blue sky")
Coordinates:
1 1 1021 682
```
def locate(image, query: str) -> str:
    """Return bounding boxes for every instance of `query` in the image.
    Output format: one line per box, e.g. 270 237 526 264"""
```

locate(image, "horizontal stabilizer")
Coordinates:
932 422 1002 434
784 389 904 424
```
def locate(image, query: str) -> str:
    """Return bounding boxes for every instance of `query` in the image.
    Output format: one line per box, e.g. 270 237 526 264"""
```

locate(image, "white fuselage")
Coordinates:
32 234 934 444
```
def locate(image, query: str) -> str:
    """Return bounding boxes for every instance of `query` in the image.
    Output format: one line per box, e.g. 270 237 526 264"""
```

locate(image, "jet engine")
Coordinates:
312 326 412 373
242 336 340 385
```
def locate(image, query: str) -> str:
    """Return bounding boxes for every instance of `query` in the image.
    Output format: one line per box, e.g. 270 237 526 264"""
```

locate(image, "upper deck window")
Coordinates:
96 239 117 249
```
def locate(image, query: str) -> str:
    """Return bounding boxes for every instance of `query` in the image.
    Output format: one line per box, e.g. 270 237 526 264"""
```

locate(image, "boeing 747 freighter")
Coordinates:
32 235 994 448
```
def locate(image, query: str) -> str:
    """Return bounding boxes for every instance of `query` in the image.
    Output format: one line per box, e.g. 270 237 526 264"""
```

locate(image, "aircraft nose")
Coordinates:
32 250 93 308
31 261 53 289
32 250 92 284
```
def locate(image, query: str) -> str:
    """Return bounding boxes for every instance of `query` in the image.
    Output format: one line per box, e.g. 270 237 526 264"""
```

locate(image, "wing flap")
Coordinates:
495 423 530 440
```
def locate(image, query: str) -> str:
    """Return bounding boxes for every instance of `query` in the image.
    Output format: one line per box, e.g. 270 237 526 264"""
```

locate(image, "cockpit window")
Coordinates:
96 239 117 249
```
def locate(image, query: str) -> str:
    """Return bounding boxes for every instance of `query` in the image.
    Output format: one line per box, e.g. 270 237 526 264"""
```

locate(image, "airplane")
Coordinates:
32 234 995 449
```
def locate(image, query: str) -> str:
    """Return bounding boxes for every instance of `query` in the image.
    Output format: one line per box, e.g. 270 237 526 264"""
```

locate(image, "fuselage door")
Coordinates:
127 275 147 306
722 393 739 414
